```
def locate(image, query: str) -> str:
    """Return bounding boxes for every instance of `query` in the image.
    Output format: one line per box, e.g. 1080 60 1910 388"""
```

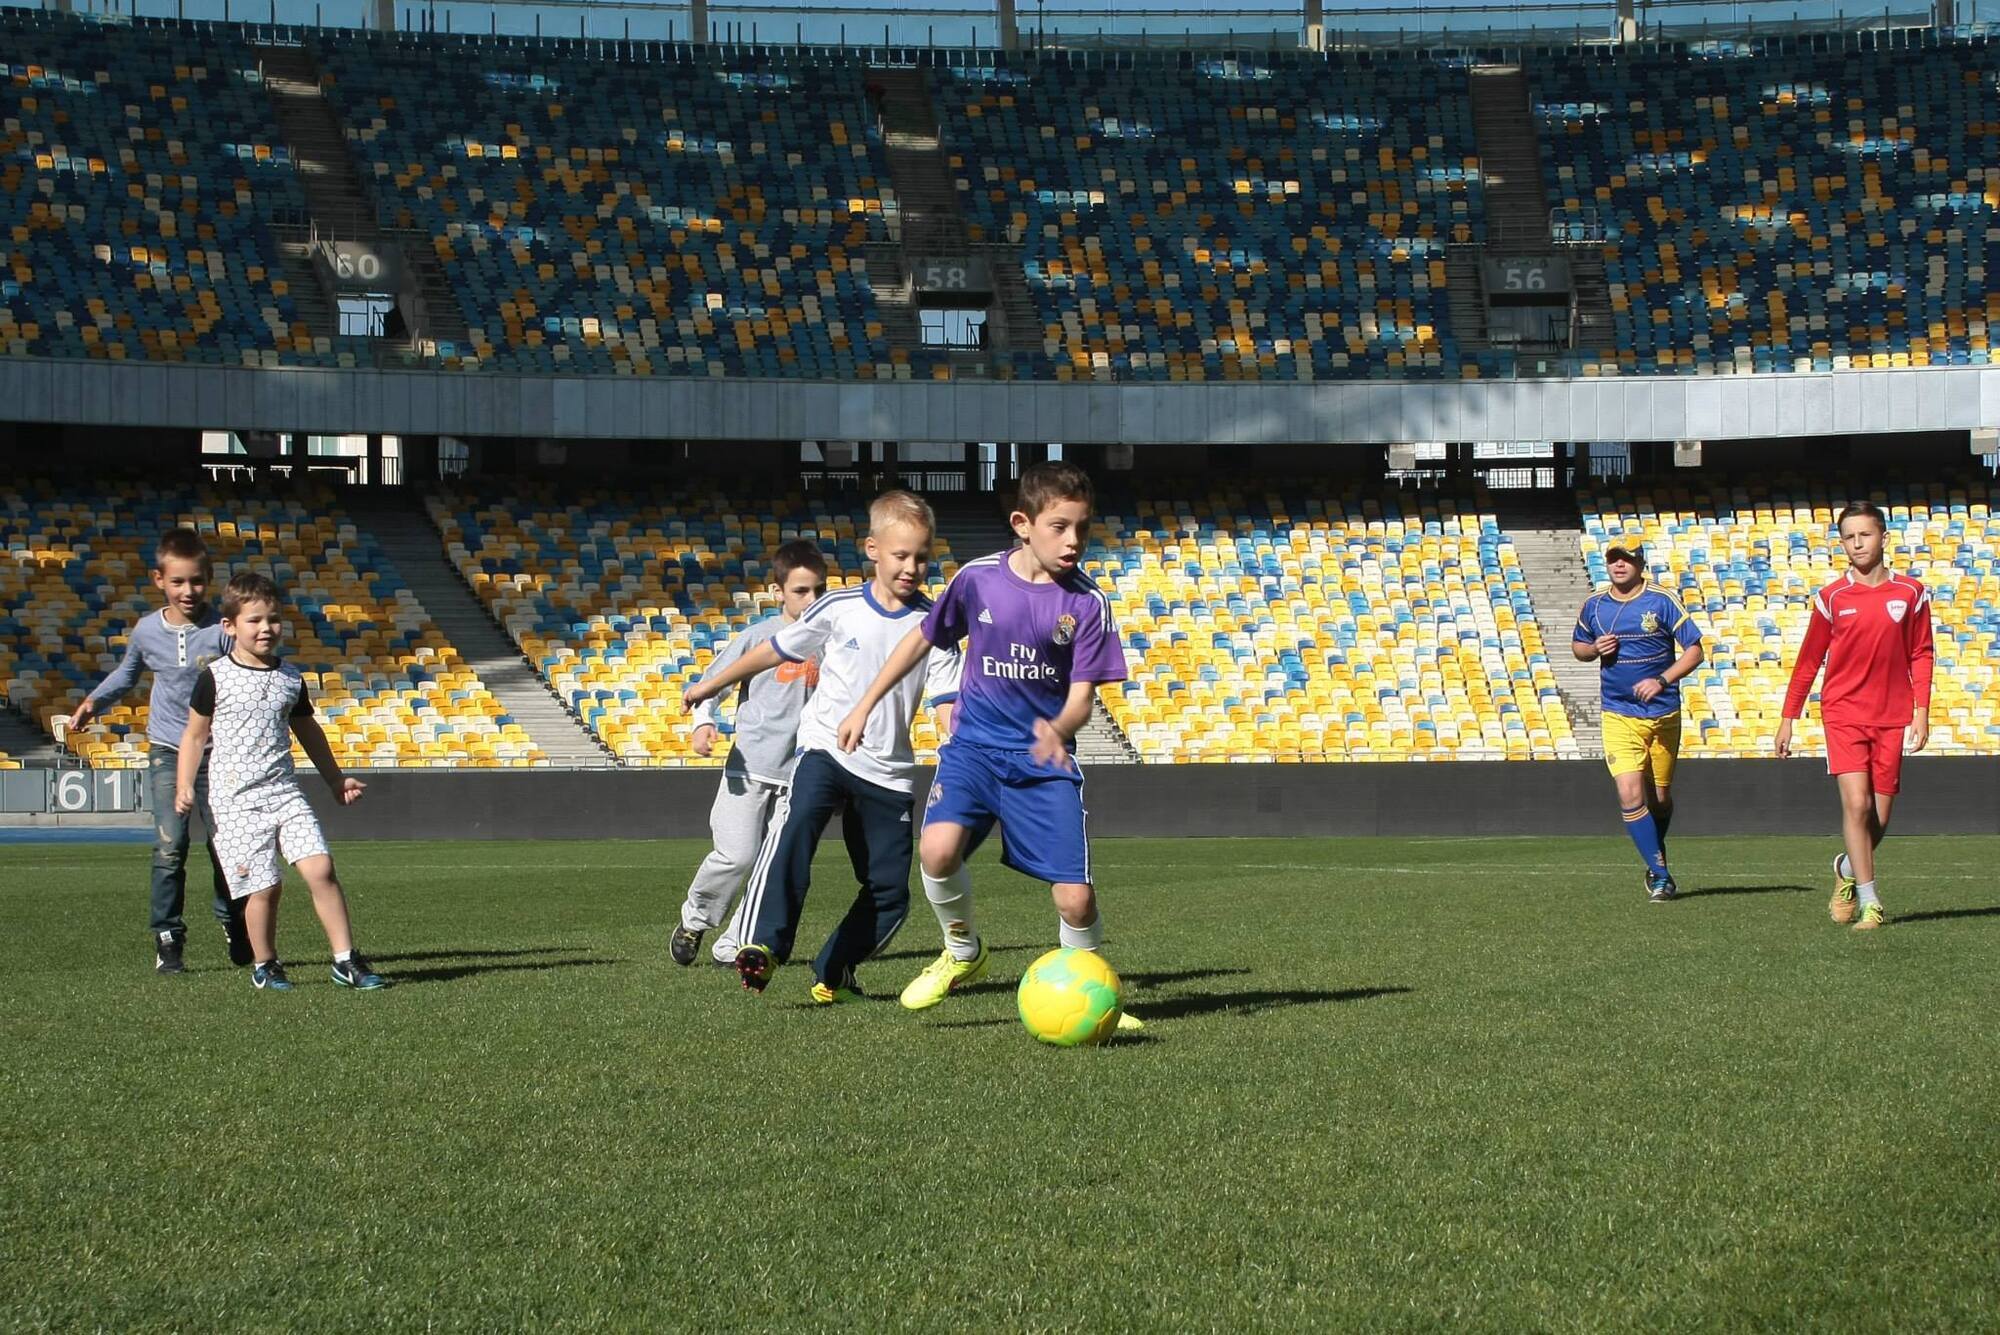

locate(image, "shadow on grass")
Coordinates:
1121 966 1252 989
388 956 625 987
873 942 1040 965
1892 905 2000 926
1136 985 1413 1022
1676 884 1817 899
369 946 585 964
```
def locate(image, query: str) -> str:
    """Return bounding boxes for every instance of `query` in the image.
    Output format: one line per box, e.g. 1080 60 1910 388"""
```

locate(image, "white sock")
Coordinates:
335 949 354 963
1058 913 1103 951
922 866 980 961
1856 880 1880 908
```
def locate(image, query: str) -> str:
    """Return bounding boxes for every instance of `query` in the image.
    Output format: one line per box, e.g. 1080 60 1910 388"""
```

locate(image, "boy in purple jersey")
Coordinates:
839 462 1139 1022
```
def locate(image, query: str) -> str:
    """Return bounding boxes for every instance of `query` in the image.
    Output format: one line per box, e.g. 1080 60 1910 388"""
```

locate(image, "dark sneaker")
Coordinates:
222 915 254 968
330 954 388 990
1646 872 1678 903
252 960 293 991
669 924 704 967
735 943 775 994
155 932 185 976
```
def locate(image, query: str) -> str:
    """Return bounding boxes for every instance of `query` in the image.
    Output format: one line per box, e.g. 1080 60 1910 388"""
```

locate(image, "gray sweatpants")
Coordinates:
680 772 787 951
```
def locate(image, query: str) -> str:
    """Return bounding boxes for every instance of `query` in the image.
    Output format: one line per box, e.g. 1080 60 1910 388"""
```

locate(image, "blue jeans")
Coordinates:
147 746 234 940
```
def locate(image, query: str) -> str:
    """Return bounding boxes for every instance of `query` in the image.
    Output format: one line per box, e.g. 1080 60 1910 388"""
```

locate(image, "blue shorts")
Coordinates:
923 740 1092 885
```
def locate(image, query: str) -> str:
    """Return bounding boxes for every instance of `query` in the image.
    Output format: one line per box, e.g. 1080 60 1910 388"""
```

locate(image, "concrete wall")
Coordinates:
279 758 2000 841
5 356 1999 447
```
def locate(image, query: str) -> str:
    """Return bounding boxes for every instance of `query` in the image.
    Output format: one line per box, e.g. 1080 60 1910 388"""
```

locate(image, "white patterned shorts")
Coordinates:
212 793 329 898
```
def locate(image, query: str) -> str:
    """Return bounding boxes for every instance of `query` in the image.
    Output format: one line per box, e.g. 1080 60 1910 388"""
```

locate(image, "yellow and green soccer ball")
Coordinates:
1016 948 1123 1047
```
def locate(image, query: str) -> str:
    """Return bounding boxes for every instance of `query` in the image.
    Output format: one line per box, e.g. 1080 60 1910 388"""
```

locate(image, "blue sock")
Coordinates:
1623 804 1669 878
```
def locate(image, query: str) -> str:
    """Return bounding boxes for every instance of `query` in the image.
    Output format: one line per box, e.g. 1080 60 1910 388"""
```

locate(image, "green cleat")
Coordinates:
809 968 864 1005
1115 1011 1145 1032
899 940 990 1010
1853 901 1886 931
1830 854 1858 924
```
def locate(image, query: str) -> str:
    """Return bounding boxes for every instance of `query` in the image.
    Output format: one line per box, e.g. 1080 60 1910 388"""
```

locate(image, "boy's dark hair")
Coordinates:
219 571 282 621
771 539 828 584
1015 461 1094 520
154 527 209 570
1836 501 1888 534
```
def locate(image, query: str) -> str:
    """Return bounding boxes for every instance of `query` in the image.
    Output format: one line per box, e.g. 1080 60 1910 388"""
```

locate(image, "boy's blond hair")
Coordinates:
869 489 935 538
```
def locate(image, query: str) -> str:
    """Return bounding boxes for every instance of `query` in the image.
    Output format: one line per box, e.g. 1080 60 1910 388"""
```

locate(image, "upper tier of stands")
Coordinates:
1579 473 2000 755
933 53 1481 381
427 484 964 765
14 20 2000 380
1090 485 1577 760
318 33 905 377
0 12 326 366
0 480 544 766
1536 35 2000 373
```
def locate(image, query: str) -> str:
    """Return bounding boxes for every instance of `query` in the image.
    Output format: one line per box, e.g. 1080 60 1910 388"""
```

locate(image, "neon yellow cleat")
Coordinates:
1115 1011 1144 1032
809 969 863 1005
1853 902 1886 931
1830 855 1858 924
899 940 989 1010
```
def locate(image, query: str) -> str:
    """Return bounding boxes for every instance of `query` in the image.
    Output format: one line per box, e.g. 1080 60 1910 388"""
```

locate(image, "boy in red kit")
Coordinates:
1775 502 1934 930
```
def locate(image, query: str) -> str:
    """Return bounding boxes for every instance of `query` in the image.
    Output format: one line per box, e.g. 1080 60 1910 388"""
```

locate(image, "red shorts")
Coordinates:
1825 722 1907 794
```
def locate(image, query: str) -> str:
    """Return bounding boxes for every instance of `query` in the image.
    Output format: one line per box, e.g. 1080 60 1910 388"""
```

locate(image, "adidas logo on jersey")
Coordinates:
842 637 861 650
977 608 994 624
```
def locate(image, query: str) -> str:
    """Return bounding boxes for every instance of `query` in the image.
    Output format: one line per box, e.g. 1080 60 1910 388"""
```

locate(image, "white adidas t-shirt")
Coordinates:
773 583 960 793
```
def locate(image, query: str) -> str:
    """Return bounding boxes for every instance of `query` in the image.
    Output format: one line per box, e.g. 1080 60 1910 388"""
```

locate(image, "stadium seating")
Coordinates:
934 53 1482 381
428 484 963 765
0 12 329 367
317 33 904 376
1088 485 1578 760
1579 474 2000 754
1535 35 2000 373
0 481 544 767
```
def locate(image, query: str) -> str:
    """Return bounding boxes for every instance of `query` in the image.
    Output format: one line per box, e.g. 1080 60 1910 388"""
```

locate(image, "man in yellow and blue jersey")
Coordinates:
1572 543 1705 901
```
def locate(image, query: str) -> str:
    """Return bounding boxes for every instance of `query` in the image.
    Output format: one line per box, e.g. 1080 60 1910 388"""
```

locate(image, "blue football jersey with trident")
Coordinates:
1573 584 1702 719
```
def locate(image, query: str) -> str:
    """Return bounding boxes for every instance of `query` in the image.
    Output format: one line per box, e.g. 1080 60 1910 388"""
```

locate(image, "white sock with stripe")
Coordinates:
922 866 980 962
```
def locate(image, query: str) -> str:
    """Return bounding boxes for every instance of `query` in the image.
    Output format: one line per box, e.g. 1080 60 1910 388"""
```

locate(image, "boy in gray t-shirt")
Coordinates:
68 527 248 976
671 541 831 966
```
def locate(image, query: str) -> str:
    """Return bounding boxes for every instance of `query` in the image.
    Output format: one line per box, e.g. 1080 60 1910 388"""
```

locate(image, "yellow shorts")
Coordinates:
1601 711 1681 788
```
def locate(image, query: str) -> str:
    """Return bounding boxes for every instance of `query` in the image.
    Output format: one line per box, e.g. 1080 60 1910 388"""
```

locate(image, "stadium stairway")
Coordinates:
0 705 58 766
257 42 376 238
1503 515 1604 755
869 67 1005 378
356 499 614 767
1468 65 1553 246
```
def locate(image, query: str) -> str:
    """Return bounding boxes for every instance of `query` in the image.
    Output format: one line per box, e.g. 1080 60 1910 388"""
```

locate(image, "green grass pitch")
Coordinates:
6 834 2000 1329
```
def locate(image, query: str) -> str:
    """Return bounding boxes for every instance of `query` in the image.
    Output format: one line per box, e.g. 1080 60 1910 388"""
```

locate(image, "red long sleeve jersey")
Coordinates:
1782 570 1935 726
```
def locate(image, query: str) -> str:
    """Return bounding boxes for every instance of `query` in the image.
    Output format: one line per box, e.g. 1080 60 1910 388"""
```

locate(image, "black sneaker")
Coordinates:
222 911 254 967
1646 872 1678 903
330 953 388 990
669 924 704 967
155 931 185 975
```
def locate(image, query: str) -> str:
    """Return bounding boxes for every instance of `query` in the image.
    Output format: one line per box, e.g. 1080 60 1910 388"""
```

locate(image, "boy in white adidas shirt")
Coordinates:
683 491 960 1002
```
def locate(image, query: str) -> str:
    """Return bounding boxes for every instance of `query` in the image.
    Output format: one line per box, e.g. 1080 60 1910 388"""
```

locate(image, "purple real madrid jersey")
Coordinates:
920 550 1129 751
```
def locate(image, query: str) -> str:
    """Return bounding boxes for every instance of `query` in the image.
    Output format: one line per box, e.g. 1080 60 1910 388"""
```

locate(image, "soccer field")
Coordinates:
6 834 1999 1329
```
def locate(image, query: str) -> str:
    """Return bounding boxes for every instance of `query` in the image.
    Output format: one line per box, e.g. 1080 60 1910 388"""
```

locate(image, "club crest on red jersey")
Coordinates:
1887 599 1908 623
